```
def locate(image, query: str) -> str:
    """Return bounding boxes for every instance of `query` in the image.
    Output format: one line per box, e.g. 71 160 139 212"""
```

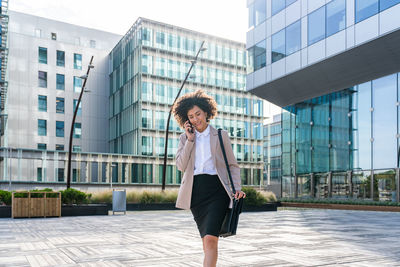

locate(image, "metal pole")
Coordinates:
162 41 205 191
66 56 94 189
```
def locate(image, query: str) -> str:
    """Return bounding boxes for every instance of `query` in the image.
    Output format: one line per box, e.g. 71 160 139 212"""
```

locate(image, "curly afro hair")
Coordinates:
172 89 218 129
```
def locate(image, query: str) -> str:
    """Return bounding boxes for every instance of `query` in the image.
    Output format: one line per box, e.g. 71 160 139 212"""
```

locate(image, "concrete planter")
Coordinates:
61 204 109 216
0 206 11 218
281 202 400 212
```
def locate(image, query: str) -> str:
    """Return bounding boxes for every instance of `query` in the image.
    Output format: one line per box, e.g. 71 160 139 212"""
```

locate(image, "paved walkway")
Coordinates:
0 208 400 266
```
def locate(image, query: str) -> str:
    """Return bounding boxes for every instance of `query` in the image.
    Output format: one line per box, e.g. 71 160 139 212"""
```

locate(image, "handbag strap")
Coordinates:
218 129 236 195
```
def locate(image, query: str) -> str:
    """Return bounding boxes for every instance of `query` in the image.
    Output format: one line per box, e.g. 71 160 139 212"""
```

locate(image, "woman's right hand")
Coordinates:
184 120 195 141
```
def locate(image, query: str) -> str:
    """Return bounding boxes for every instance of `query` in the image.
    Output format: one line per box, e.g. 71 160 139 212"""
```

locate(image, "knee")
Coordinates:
203 235 218 251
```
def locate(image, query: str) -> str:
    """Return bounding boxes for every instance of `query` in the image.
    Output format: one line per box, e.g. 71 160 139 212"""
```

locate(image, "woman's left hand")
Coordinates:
234 190 246 199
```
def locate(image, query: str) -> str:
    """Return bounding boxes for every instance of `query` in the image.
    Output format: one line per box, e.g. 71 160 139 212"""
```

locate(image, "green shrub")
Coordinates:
60 188 90 204
242 187 270 206
90 191 112 203
0 190 11 205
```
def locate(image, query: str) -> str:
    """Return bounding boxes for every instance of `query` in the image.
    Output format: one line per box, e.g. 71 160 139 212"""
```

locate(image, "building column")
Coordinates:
328 172 332 198
396 168 399 203
347 170 353 198
310 173 315 198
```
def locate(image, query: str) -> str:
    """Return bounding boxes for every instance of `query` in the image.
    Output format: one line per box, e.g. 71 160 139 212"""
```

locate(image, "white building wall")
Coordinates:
6 11 121 153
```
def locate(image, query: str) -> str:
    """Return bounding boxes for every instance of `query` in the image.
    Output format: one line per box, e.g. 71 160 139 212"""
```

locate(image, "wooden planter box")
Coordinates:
12 192 61 218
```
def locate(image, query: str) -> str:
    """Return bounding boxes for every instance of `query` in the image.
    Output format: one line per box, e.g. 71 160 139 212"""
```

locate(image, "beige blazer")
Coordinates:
175 125 241 210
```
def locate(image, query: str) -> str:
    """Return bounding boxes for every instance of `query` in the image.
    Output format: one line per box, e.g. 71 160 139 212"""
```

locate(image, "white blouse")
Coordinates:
193 125 217 176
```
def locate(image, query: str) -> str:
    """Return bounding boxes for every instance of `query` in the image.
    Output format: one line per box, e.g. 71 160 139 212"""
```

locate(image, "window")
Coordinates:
37 167 43 182
56 97 65 113
272 0 286 15
142 109 153 128
51 32 57 40
57 50 65 67
90 40 96 48
38 71 47 88
73 99 82 116
73 123 81 138
308 6 326 45
141 82 153 101
156 32 165 45
355 0 378 23
56 144 64 151
38 119 47 136
248 0 266 28
37 143 47 150
272 0 297 16
380 0 400 11
254 40 266 71
73 145 81 152
286 20 301 56
74 76 82 92
56 74 65 90
56 121 64 137
38 47 47 64
326 0 346 37
142 136 153 156
58 168 64 182
38 95 47 112
74 53 82 70
272 29 285 63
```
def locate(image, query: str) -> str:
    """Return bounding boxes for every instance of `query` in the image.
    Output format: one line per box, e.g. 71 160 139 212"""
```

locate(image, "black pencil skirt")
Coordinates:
190 174 230 238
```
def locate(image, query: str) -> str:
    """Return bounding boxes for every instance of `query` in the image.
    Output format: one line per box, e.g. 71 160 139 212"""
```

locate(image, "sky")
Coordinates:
10 0 248 43
9 0 282 119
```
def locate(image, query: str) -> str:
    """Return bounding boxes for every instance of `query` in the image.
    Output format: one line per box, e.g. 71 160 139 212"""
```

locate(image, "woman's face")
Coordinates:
187 105 208 133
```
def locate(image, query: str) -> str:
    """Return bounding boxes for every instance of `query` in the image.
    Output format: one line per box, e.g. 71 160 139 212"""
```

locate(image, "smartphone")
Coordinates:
188 121 194 133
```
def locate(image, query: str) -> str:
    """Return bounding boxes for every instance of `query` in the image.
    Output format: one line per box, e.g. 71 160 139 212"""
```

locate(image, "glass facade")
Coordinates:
74 76 82 92
38 119 47 136
109 19 263 186
56 97 64 113
73 122 81 138
73 99 82 116
280 72 400 201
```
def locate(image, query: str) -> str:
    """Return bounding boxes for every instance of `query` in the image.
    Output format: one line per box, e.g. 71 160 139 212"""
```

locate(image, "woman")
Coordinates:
172 89 245 267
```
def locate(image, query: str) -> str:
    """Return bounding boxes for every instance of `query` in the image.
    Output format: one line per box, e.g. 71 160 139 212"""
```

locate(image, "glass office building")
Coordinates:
109 18 265 186
246 1 400 201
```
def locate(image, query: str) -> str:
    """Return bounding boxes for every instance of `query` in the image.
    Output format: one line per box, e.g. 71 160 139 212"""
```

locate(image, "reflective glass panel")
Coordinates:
272 29 285 63
74 53 82 70
353 82 372 170
38 95 47 112
73 99 82 116
308 6 326 45
56 97 64 114
254 40 266 71
56 74 65 90
286 20 301 56
73 123 81 138
38 71 47 88
56 121 64 137
38 47 47 64
311 96 329 173
380 0 400 11
272 0 285 15
73 76 82 92
355 0 378 23
326 0 346 37
254 0 266 25
56 50 65 67
38 119 47 136
372 74 397 169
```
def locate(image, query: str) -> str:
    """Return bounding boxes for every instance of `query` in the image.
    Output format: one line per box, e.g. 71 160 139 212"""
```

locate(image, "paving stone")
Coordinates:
0 209 400 266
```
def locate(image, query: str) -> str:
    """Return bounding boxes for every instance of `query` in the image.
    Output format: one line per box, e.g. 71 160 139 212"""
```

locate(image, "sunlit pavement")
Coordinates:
0 208 400 266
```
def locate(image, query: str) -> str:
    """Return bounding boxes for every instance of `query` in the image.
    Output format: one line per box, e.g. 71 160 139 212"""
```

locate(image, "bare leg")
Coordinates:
202 235 218 267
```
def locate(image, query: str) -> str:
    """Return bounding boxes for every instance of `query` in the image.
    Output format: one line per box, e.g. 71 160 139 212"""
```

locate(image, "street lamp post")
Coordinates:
161 41 206 191
66 56 94 189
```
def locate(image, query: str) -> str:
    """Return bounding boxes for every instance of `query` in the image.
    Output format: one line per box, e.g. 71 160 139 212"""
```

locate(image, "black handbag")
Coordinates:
218 129 244 238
